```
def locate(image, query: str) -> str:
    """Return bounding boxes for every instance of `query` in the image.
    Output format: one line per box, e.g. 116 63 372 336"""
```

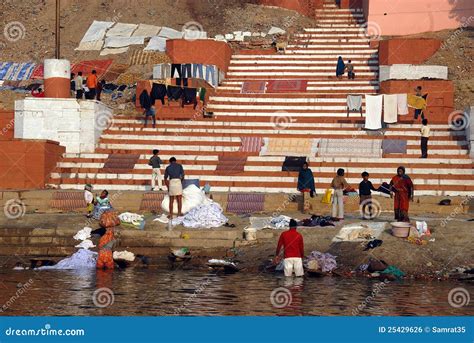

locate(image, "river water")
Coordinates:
0 269 472 316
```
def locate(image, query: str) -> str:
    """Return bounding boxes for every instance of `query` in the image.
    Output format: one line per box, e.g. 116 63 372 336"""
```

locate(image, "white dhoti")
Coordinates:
284 257 304 277
168 179 183 196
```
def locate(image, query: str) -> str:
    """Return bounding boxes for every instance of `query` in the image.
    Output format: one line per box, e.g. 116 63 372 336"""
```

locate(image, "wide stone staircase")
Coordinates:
47 0 474 196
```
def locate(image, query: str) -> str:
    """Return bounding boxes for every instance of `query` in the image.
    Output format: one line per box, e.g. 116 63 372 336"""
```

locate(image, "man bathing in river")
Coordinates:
274 219 305 277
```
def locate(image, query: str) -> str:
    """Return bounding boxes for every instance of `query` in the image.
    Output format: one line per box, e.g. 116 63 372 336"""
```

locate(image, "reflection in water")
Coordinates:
0 269 472 316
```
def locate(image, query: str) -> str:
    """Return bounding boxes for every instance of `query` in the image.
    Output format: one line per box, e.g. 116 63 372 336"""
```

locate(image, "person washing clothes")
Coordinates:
359 172 377 219
84 184 94 218
149 149 163 191
420 119 430 158
274 219 305 277
330 168 350 221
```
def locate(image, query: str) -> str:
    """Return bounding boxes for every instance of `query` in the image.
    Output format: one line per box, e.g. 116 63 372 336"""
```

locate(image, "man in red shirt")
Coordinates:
275 219 305 277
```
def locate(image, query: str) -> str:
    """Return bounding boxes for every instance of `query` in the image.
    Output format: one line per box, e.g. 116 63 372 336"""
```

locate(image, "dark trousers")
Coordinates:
421 137 429 158
86 88 96 100
175 78 188 87
181 63 192 78
171 64 182 78
414 109 424 120
76 90 84 99
348 71 355 79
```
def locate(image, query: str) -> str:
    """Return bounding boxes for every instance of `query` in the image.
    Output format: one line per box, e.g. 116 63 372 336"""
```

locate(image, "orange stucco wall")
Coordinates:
380 80 454 123
379 39 441 65
166 39 233 73
0 140 65 189
0 110 14 141
363 0 474 36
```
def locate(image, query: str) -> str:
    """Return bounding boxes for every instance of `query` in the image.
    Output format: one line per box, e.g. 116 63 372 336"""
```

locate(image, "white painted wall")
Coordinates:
14 98 112 153
379 64 448 82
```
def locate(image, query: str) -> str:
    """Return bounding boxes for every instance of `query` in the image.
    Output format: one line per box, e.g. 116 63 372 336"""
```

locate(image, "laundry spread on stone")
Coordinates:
304 251 337 272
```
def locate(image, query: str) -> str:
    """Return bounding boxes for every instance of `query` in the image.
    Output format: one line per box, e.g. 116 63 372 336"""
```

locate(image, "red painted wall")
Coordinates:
380 80 454 123
166 39 233 73
258 0 323 17
340 0 363 9
379 39 441 65
0 110 14 141
0 140 65 189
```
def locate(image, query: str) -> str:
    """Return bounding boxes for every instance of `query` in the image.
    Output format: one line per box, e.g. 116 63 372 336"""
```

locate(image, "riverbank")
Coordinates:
0 209 472 279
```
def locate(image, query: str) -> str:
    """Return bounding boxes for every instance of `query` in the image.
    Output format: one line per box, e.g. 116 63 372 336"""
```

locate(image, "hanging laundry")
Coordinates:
150 83 167 105
364 94 383 130
396 93 408 115
383 94 398 124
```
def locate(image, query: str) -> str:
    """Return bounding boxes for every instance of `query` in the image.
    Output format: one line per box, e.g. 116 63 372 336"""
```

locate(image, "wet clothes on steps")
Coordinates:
297 215 335 227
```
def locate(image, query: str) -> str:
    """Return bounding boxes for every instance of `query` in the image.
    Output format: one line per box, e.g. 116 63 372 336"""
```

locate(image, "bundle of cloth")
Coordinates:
297 215 335 227
118 212 145 229
304 251 337 272
38 249 98 270
270 215 292 229
161 184 207 215
171 202 228 229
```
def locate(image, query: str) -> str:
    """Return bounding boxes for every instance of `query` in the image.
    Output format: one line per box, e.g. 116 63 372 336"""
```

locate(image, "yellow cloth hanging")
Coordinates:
407 94 427 110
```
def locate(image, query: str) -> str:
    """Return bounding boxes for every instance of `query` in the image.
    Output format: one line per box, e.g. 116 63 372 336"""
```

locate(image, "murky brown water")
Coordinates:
0 269 472 316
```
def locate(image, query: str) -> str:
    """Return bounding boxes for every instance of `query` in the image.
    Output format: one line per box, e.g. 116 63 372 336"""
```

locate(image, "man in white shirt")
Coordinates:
420 119 430 158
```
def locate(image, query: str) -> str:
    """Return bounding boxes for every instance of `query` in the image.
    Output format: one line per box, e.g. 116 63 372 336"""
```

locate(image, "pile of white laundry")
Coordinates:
156 184 228 229
161 184 207 215
39 226 97 270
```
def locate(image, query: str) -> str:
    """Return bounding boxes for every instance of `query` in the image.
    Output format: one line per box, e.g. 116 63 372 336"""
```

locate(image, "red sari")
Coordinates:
390 175 413 222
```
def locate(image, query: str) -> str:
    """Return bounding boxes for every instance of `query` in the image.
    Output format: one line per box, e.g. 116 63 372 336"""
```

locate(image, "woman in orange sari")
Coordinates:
389 166 414 222
97 228 115 269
